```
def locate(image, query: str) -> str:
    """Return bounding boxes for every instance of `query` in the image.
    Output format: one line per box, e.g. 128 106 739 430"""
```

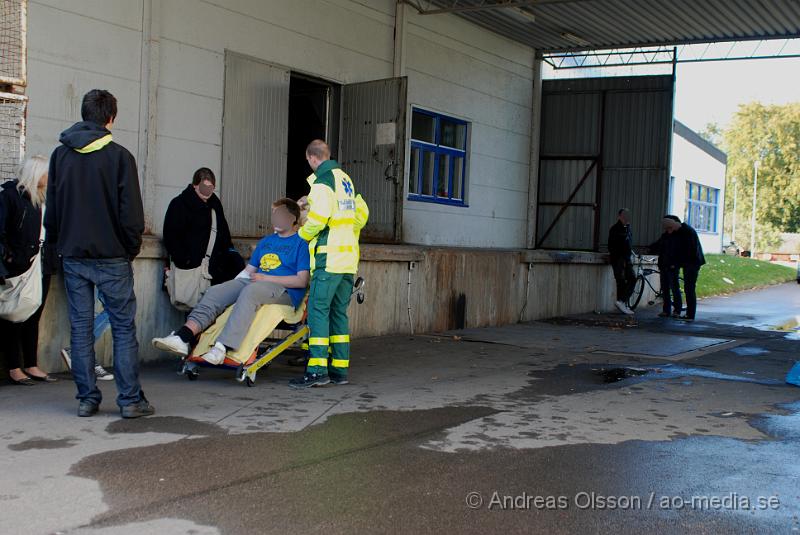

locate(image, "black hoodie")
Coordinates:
45 121 144 260
607 220 633 260
162 185 237 278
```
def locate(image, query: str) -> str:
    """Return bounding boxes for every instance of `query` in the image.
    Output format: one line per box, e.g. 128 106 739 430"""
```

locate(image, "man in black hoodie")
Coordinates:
608 208 635 315
45 89 154 419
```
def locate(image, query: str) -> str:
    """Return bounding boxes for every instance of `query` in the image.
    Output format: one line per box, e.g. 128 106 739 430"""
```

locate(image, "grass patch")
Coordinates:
696 254 797 298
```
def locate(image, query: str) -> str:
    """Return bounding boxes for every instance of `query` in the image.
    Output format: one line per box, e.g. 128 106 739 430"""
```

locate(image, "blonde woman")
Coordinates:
0 155 57 385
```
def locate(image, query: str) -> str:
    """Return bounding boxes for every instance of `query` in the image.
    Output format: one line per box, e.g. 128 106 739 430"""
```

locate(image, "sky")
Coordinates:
674 56 800 133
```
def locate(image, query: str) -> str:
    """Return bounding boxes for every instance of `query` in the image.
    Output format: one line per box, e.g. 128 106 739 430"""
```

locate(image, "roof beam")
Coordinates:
402 0 585 16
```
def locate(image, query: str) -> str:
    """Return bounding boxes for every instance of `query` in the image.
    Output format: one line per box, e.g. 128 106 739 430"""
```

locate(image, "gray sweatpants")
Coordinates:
187 278 292 350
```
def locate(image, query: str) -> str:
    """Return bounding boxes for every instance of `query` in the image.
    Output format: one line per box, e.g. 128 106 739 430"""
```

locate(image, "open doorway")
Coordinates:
285 73 339 201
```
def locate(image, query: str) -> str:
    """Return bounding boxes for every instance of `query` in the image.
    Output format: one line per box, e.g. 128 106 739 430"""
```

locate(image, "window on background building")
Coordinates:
409 108 469 206
685 181 719 233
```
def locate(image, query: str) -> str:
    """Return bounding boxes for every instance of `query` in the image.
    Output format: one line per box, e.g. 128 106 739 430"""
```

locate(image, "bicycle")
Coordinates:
627 254 683 312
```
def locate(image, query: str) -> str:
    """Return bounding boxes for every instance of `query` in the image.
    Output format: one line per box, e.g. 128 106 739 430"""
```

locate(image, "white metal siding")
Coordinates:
221 52 289 237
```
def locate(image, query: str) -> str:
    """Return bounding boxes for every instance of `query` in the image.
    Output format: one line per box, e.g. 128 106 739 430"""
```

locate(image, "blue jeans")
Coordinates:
63 258 143 407
659 266 682 315
94 292 110 340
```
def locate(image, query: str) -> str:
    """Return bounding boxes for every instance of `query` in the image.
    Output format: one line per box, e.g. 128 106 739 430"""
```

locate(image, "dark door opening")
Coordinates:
285 74 339 201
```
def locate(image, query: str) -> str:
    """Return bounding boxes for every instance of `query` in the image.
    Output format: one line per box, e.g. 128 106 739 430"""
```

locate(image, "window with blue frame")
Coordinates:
408 108 469 206
685 181 719 233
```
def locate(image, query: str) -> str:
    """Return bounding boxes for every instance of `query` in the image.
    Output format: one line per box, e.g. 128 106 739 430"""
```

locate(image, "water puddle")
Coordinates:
772 316 800 340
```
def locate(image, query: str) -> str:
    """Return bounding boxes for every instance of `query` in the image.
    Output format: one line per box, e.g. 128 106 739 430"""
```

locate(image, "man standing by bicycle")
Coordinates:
669 216 705 322
608 208 635 315
650 216 682 318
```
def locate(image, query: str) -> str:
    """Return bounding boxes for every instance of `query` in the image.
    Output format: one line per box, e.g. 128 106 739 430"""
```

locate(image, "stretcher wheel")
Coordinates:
354 276 366 304
235 365 246 383
182 361 199 381
245 376 254 387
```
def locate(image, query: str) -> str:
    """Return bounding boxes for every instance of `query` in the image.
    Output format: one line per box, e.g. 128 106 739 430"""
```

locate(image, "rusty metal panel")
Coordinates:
221 52 290 237
538 160 597 205
340 77 407 243
536 204 595 250
600 84 674 248
537 75 674 251
540 91 601 156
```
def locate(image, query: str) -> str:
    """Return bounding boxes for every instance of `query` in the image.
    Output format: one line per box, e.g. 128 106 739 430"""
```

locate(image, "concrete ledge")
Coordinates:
140 236 659 267
361 244 425 263
522 249 608 265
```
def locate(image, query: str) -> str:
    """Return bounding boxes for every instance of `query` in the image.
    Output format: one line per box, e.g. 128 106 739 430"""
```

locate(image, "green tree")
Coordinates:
700 122 723 147
722 102 800 251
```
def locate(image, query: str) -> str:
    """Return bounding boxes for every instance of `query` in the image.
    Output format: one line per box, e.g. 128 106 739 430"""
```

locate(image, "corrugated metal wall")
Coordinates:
340 77 407 243
221 52 290 237
537 75 674 251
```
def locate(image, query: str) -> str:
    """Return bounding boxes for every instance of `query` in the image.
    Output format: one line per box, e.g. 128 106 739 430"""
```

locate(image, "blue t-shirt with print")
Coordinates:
248 232 310 307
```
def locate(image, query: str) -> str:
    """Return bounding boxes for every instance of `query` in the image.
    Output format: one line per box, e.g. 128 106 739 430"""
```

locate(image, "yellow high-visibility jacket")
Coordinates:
299 160 369 274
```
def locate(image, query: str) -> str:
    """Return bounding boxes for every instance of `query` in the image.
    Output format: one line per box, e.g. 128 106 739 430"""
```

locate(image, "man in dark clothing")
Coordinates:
608 208 635 315
45 89 154 419
671 217 706 321
650 216 683 317
162 168 244 286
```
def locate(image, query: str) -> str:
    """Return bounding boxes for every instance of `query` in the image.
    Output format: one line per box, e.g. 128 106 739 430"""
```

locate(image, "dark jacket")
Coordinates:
649 232 679 269
608 220 633 260
45 121 144 260
675 223 706 268
0 180 54 278
162 185 238 279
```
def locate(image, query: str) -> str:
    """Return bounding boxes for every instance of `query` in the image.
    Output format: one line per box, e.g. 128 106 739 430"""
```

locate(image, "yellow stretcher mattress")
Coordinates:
191 303 305 364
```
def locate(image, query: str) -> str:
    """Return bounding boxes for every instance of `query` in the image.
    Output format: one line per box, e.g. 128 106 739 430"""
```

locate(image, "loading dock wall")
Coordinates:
29 242 660 373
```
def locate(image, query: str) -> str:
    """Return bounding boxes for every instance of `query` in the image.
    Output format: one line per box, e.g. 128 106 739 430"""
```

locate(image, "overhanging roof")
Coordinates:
408 1 800 52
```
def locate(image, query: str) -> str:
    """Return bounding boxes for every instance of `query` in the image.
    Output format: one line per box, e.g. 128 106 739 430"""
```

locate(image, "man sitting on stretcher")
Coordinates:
152 198 310 364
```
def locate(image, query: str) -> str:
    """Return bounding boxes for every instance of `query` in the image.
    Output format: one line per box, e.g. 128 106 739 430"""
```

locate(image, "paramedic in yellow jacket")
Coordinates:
289 139 369 388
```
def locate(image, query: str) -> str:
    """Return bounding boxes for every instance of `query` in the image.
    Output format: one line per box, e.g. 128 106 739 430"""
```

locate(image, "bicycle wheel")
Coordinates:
628 275 646 310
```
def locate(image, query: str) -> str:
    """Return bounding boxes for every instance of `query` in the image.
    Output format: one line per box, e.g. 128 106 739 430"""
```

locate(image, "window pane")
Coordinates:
411 111 436 143
421 151 435 196
440 119 466 149
409 147 421 194
436 154 450 198
452 156 464 200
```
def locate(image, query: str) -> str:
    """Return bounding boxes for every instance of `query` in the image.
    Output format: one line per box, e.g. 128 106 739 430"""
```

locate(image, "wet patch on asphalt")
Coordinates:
8 436 79 451
106 416 228 437
65 405 799 535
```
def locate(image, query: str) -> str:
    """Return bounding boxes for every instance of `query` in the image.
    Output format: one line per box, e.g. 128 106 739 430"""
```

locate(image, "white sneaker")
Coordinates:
95 365 115 381
62 348 117 380
60 348 72 370
152 333 189 356
202 342 227 365
615 300 634 315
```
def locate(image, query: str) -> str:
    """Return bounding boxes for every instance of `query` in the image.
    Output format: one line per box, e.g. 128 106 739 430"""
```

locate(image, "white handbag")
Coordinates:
165 210 217 311
0 208 45 323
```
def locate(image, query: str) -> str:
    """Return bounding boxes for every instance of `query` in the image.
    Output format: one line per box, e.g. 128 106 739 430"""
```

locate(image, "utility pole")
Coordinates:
750 160 759 257
731 178 738 245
